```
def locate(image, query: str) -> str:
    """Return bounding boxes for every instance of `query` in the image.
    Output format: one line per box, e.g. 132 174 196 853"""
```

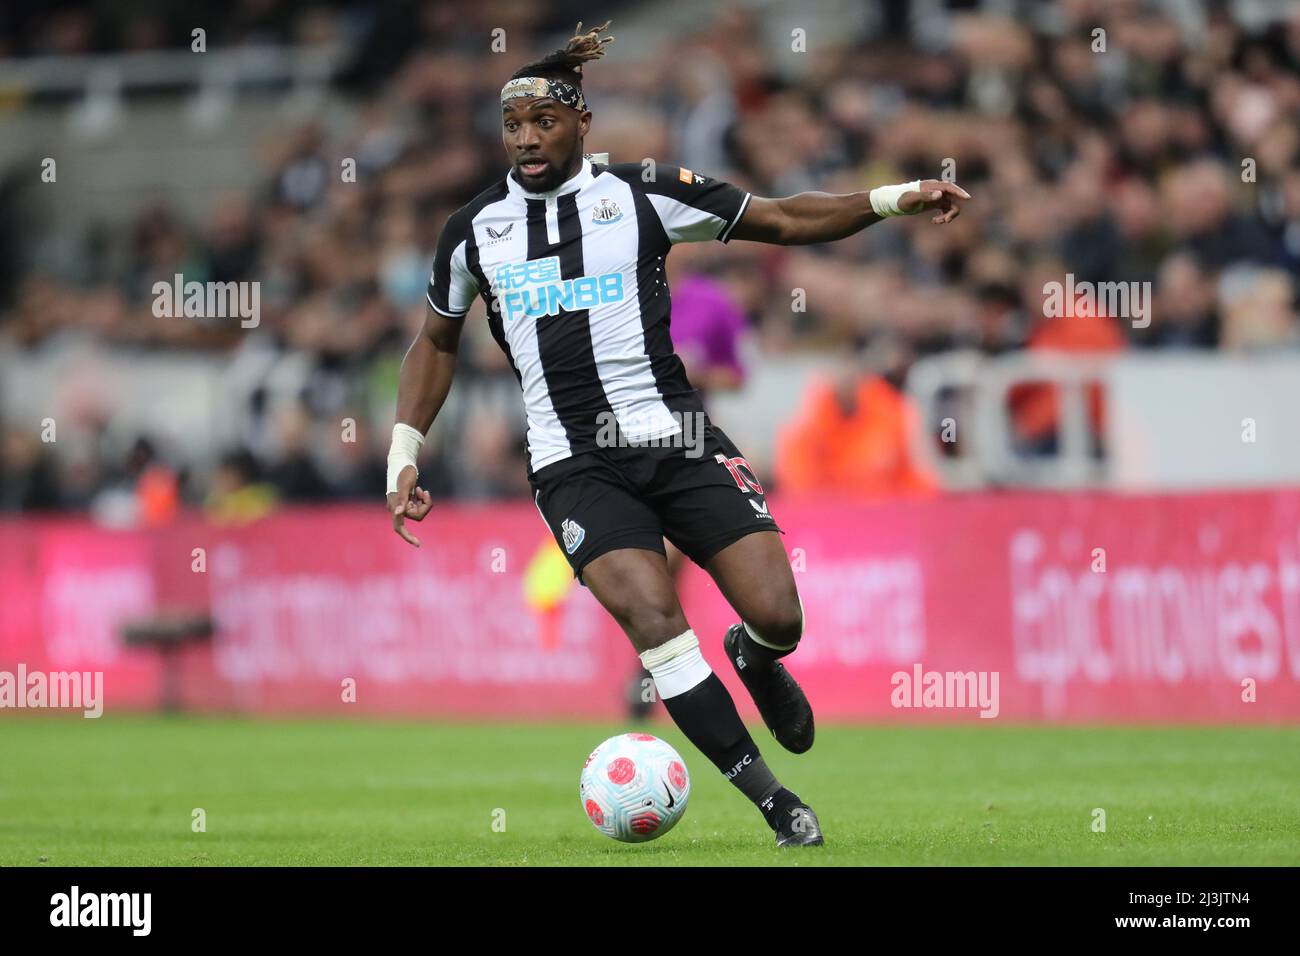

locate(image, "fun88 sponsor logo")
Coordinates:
494 255 624 322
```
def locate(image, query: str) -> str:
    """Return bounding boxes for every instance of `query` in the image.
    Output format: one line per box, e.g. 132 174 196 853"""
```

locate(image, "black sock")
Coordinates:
660 673 786 818
738 624 790 667
757 787 805 830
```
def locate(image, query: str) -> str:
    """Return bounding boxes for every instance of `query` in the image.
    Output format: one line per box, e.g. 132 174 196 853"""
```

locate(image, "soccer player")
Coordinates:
387 22 969 847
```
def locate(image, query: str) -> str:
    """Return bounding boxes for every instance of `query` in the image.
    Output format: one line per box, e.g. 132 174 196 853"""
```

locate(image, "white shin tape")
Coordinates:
640 629 712 699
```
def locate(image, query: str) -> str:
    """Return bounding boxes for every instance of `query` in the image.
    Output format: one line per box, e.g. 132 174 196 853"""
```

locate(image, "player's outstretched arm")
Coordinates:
386 307 465 547
728 179 971 245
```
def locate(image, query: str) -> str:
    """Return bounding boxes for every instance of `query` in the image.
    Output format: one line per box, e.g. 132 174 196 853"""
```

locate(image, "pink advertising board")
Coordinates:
3 490 1299 722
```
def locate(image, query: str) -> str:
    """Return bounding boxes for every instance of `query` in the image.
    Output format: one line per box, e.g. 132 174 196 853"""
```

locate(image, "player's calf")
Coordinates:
724 617 815 755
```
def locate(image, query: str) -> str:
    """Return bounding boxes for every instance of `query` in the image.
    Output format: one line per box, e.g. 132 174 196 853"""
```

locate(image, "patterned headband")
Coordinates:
501 75 586 112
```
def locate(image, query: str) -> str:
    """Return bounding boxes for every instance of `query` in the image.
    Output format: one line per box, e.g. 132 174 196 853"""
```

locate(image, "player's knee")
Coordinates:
745 591 804 652
603 588 687 648
585 553 685 644
626 604 688 647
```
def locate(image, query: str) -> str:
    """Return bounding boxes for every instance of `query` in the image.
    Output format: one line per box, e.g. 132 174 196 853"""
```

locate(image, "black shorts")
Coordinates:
529 423 784 585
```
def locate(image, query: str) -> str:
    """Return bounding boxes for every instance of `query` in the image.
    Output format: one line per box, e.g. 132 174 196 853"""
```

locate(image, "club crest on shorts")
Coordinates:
562 518 586 554
590 198 623 225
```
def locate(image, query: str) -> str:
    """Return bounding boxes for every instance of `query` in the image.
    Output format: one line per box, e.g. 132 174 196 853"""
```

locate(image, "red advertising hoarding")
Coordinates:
3 490 1299 722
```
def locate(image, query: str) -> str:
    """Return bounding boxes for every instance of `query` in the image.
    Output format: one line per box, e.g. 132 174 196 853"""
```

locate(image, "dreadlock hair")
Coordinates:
509 19 615 92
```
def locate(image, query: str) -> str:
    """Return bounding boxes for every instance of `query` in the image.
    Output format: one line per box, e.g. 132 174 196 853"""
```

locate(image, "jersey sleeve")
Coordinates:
642 163 752 245
426 212 480 319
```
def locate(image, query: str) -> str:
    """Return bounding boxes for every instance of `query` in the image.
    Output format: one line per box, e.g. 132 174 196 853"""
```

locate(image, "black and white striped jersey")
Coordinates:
426 158 751 478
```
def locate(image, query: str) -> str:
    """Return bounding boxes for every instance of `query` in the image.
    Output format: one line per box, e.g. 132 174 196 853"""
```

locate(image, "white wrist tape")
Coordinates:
869 180 922 217
386 423 425 494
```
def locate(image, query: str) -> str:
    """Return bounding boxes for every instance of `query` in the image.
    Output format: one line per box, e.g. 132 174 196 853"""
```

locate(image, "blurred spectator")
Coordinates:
206 195 262 285
265 403 332 503
1137 253 1218 349
206 450 278 524
85 436 181 528
776 338 938 497
1162 160 1278 270
1219 265 1299 351
0 424 60 511
668 252 749 399
1007 268 1128 456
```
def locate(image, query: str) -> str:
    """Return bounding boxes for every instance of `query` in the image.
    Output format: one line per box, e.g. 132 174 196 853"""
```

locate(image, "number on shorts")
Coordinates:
714 454 765 495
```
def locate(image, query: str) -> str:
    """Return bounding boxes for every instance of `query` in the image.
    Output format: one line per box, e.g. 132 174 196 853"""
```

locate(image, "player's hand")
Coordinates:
387 465 432 547
898 180 971 224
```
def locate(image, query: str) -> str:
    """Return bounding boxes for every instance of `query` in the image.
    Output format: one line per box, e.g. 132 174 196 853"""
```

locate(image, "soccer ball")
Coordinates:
579 733 691 842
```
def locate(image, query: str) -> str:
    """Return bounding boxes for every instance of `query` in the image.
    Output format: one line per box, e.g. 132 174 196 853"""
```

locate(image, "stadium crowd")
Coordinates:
2 0 1299 519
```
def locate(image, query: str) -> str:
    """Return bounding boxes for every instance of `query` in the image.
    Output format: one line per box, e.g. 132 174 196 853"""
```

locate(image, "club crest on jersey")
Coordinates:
561 518 586 554
492 254 625 322
590 198 623 225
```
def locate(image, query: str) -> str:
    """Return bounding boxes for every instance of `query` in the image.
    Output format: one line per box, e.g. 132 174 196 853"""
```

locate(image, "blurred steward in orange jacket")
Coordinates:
1008 282 1127 454
776 338 938 497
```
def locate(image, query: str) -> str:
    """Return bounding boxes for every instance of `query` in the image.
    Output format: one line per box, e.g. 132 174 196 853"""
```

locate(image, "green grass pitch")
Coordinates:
1 717 1296 865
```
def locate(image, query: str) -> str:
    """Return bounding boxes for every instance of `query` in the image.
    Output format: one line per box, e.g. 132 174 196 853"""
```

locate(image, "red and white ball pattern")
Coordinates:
579 733 691 843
